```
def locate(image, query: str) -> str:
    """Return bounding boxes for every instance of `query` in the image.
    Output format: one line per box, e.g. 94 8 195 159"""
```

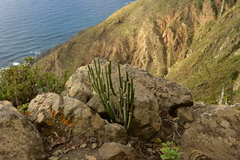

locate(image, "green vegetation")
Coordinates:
166 2 240 104
209 0 218 16
0 56 68 107
88 59 134 130
160 141 183 160
17 103 29 114
195 0 204 10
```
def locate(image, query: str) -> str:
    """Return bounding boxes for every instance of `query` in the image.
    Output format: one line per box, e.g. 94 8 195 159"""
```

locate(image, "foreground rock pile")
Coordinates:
0 58 239 160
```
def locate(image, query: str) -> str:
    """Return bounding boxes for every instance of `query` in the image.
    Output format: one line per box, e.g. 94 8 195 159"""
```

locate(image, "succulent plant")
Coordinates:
88 59 134 130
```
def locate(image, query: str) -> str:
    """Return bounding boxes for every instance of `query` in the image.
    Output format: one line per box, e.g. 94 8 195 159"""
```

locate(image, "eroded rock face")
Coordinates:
179 104 240 160
0 101 47 160
65 58 193 140
98 142 143 160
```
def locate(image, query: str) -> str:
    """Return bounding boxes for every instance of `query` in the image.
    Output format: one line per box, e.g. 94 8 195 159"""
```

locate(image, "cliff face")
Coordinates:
35 0 240 103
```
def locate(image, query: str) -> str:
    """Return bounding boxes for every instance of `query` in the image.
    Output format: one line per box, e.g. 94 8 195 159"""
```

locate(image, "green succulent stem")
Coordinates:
88 59 134 130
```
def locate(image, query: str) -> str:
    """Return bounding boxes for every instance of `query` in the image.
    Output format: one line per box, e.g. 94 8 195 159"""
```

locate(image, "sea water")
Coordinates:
0 0 135 68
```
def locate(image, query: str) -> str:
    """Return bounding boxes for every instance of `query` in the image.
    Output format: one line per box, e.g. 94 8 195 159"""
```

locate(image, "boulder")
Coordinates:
86 95 107 117
27 92 63 125
62 96 107 136
65 65 93 103
27 93 127 143
129 85 161 140
26 92 69 135
66 57 193 110
179 105 240 160
64 96 128 144
0 101 47 160
98 142 143 160
118 62 194 111
100 123 127 144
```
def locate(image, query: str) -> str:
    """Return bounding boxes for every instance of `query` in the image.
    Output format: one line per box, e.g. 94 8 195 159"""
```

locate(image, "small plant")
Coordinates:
88 59 134 130
17 103 29 114
160 141 183 160
195 0 204 11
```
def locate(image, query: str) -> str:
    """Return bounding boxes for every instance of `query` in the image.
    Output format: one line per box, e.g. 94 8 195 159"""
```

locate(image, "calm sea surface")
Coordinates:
0 0 134 68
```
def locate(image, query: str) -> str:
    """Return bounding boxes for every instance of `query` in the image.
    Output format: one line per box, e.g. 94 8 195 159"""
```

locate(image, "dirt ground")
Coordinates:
43 112 185 160
44 133 164 160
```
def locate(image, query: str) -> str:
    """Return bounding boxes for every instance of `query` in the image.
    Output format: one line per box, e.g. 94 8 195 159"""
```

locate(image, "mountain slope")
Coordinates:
35 0 240 104
166 1 240 104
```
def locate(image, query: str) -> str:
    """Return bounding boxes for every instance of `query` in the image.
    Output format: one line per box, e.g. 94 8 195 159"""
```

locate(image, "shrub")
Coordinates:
0 56 68 107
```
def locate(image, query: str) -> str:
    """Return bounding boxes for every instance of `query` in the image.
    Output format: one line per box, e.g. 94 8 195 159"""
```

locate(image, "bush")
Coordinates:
0 56 68 107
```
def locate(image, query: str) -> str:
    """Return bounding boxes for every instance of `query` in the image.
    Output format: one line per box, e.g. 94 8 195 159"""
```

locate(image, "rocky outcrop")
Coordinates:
26 92 127 144
0 101 47 160
65 58 193 140
98 142 142 160
178 103 240 160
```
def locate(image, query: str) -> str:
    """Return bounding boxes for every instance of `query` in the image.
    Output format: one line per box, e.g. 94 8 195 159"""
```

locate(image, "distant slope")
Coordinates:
35 0 240 104
166 1 240 104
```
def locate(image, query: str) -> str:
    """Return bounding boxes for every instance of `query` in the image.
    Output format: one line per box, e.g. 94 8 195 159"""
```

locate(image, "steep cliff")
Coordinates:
35 0 240 103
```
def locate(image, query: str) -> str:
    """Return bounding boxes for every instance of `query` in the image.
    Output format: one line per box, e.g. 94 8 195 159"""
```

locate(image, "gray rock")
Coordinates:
0 101 47 160
101 123 127 144
118 61 194 110
27 92 63 125
26 92 69 135
92 143 98 149
86 95 107 117
80 144 88 148
27 93 127 143
68 89 89 103
98 142 143 160
65 65 93 103
129 84 161 140
179 105 240 160
63 96 107 135
177 107 193 123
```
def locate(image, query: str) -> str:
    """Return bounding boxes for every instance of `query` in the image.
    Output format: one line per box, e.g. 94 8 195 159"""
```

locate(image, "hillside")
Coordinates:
35 0 240 104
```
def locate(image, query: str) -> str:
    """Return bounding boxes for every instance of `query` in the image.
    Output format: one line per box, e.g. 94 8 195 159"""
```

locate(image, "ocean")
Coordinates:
0 0 134 68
